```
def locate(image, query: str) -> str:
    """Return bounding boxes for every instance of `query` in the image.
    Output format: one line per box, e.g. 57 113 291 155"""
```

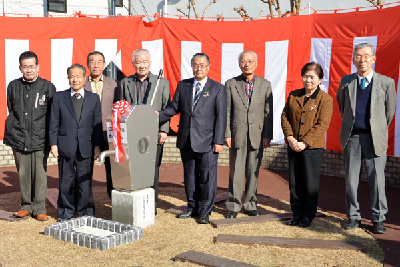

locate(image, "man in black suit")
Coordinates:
49 64 102 221
158 53 227 224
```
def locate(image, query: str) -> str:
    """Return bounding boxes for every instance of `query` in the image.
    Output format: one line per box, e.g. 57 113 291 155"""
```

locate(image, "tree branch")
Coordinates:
203 0 219 18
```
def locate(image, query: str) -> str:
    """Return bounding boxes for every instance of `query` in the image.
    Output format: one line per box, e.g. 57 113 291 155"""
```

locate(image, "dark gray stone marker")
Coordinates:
215 234 364 251
175 250 258 267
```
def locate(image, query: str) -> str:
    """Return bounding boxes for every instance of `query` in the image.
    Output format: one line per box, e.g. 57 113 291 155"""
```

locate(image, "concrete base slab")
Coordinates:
112 188 155 228
44 216 143 251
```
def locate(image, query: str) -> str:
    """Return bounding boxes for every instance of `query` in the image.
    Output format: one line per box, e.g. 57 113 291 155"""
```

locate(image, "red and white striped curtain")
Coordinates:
1 6 400 154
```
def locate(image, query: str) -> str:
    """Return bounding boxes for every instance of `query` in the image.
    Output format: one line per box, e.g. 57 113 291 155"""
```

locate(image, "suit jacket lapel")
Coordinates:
235 76 249 109
127 77 137 104
193 79 211 112
80 90 91 125
370 71 381 116
348 73 358 117
185 78 194 113
249 76 262 110
64 90 79 124
143 73 157 105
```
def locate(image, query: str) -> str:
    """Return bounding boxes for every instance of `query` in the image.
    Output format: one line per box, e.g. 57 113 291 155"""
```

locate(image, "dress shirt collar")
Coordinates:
194 77 208 89
88 75 103 82
134 73 150 82
70 87 85 98
357 71 373 85
22 75 38 83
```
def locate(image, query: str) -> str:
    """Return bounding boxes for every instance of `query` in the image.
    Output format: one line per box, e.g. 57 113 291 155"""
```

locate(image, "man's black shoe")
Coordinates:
177 211 193 219
300 218 313 228
343 219 360 230
226 211 238 219
199 214 209 224
287 216 301 226
246 210 260 216
373 222 386 234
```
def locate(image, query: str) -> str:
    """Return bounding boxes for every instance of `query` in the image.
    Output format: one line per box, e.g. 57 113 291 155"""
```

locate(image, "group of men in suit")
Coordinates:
5 43 395 233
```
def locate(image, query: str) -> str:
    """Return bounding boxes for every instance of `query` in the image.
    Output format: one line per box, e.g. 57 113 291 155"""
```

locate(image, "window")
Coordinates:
115 0 123 7
48 0 67 13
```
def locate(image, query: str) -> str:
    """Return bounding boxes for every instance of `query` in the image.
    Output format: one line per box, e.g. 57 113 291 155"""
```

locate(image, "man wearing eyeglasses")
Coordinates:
4 51 56 221
115 49 170 215
224 51 273 219
337 43 396 234
157 53 227 224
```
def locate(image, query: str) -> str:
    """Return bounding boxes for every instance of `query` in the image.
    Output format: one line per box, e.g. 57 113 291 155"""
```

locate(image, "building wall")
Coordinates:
2 138 400 188
1 1 398 18
0 0 129 16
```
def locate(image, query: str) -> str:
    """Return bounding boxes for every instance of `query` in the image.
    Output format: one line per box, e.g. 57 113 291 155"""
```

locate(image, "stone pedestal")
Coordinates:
112 188 155 228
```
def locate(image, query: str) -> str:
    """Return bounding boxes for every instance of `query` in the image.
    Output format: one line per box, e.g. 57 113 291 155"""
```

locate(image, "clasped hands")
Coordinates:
287 136 307 152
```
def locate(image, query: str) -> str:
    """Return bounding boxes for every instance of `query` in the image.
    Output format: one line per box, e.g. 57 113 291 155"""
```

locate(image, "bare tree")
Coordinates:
234 5 253 20
203 0 219 17
366 0 383 8
260 0 282 17
290 0 301 15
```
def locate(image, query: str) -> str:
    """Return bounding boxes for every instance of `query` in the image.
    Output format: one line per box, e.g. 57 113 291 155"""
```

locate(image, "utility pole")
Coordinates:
104 0 117 80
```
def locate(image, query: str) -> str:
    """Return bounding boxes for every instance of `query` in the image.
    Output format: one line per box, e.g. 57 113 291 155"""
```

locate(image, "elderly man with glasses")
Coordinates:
337 43 396 234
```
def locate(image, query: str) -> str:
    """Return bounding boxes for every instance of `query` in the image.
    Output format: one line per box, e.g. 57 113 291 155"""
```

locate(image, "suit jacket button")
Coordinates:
302 111 305 113
75 137 78 140
299 134 302 137
301 122 304 125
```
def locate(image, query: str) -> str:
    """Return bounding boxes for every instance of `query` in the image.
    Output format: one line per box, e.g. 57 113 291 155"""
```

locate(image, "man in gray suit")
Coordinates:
225 51 273 218
115 49 170 214
337 43 396 234
84 51 119 198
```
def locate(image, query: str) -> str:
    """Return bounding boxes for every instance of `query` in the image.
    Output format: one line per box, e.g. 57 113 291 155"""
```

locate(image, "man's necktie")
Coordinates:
361 78 366 90
74 93 81 100
192 82 201 111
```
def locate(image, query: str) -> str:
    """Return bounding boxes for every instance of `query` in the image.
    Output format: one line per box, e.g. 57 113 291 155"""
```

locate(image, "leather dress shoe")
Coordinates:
343 219 360 230
373 222 386 234
34 214 49 221
177 211 193 219
13 210 31 218
300 217 313 228
226 211 238 218
199 214 209 224
246 210 260 216
287 216 301 226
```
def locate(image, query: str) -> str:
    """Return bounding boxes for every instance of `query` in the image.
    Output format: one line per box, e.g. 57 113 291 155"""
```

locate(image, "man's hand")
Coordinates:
158 131 167 145
225 137 231 148
155 110 159 116
213 143 223 153
94 146 101 160
262 138 271 148
51 145 58 159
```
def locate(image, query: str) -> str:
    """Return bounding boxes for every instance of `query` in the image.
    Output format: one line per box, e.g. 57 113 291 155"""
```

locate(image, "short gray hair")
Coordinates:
353 43 376 56
238 51 258 63
67 63 86 77
132 49 151 62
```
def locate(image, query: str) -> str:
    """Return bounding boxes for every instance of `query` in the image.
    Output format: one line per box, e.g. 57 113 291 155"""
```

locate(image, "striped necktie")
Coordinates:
192 82 201 111
74 93 81 99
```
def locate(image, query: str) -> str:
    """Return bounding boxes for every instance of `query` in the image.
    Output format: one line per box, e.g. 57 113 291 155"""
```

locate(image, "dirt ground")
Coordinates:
0 186 383 267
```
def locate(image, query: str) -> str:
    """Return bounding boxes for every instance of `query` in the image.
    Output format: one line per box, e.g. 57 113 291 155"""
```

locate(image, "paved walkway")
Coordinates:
1 163 399 266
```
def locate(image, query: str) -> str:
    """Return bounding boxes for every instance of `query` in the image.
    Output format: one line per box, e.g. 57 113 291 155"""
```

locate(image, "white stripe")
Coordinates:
5 39 29 113
221 43 243 85
351 36 377 74
95 39 120 70
310 38 332 94
181 41 201 80
265 40 289 144
51 39 73 91
394 62 400 156
142 39 163 77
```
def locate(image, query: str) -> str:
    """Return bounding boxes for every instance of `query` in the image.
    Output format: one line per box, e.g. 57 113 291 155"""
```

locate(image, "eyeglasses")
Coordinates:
353 54 373 61
192 64 209 70
302 75 319 81
21 65 37 70
240 60 256 65
134 60 149 65
68 75 84 79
